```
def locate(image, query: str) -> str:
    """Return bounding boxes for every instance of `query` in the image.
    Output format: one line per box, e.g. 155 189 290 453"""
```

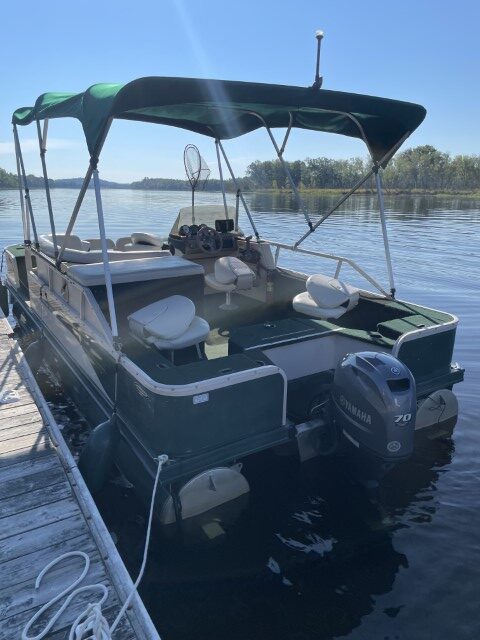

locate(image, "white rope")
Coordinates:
109 454 168 634
22 454 168 639
21 551 108 640
69 602 110 640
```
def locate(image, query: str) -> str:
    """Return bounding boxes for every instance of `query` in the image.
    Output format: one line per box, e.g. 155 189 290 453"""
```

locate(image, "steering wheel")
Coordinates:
197 225 223 254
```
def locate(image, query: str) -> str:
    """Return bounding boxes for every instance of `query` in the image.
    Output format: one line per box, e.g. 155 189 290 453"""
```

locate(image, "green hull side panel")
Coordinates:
397 328 456 381
117 367 285 458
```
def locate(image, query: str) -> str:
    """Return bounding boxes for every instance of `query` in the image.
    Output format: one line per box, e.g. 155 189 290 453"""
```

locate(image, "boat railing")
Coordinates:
261 239 391 297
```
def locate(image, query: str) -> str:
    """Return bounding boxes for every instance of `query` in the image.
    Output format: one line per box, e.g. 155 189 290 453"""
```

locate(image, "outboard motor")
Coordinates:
332 351 416 487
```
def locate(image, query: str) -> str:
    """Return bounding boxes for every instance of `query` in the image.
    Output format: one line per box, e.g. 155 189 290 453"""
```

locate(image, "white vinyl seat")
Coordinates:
85 238 116 250
40 233 169 264
40 233 88 252
116 232 166 251
128 295 209 360
204 257 255 310
293 273 359 320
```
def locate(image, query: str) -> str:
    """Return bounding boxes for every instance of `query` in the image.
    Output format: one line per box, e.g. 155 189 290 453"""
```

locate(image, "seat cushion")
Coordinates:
65 255 202 285
131 232 165 247
204 273 236 292
85 238 116 250
306 274 358 309
40 233 84 254
293 291 351 320
149 316 210 350
129 295 196 341
212 257 254 289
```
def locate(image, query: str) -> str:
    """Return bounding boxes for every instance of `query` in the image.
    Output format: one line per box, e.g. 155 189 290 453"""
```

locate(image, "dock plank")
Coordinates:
0 440 55 469
0 394 36 412
0 509 87 566
0 429 50 456
0 551 105 623
0 401 40 424
0 578 118 640
0 452 58 487
0 455 63 501
0 479 72 518
0 419 45 442
41 604 137 640
0 400 38 418
0 533 97 586
0 496 80 541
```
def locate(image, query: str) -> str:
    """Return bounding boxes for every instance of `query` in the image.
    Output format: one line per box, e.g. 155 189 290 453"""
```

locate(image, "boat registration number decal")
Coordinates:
193 392 209 405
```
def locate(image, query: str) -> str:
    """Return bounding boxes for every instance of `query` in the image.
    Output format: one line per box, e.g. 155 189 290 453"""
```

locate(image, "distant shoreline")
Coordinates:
2 145 480 195
1 186 479 198
242 187 480 198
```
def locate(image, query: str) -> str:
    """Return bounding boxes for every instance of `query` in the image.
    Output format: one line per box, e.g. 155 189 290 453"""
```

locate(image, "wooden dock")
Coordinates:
0 311 160 640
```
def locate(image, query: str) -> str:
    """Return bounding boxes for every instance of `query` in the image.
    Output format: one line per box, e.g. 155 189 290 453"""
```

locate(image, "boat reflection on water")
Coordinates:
39 362 453 639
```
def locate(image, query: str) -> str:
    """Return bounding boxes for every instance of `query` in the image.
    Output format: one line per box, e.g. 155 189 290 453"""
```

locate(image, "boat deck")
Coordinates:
0 311 160 640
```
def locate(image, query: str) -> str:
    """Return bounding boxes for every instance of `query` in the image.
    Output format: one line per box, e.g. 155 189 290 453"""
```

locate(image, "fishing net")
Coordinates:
184 144 210 189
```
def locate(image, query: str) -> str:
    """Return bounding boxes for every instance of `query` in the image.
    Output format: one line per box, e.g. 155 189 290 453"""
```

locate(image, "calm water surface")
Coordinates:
1 189 479 639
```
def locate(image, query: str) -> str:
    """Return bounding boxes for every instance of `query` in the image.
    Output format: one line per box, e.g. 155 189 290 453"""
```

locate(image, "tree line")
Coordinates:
245 146 480 191
1 146 480 192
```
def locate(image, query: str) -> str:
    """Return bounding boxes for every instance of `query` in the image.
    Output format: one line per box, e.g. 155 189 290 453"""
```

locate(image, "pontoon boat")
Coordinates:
2 43 464 536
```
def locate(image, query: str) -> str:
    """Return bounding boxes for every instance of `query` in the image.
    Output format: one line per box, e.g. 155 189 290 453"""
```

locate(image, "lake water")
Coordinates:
1 188 479 639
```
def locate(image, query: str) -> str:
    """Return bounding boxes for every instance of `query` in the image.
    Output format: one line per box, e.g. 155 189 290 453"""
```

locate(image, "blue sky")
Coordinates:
1 0 479 182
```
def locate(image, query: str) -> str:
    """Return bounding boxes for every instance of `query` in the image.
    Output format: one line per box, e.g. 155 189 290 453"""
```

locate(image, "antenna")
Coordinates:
312 29 324 90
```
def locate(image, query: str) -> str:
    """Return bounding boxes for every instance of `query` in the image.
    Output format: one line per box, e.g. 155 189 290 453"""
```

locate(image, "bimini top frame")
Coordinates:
12 76 426 343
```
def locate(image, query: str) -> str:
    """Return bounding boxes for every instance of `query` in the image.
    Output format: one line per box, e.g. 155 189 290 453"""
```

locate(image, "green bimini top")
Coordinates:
12 77 426 164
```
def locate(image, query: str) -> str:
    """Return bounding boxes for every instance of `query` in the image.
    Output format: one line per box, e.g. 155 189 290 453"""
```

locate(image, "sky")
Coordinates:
1 0 479 182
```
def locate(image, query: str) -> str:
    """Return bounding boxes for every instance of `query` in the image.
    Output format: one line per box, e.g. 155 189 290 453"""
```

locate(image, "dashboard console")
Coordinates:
168 220 238 257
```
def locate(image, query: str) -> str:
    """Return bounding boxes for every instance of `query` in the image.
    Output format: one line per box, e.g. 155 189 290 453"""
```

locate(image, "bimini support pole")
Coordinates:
215 139 228 218
374 168 395 297
92 165 119 341
36 119 58 260
56 165 93 265
217 140 260 240
264 123 313 231
294 166 376 248
56 119 112 266
14 130 28 243
13 124 39 247
245 111 312 231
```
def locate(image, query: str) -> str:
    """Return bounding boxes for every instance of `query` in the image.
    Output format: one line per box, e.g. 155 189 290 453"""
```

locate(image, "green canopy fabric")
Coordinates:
12 77 426 164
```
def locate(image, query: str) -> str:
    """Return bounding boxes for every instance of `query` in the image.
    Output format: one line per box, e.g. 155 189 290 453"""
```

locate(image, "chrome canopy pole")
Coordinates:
92 167 119 340
57 118 113 266
264 125 313 231
13 129 28 242
217 140 259 240
36 119 58 260
215 139 228 218
375 169 396 297
235 189 240 231
56 164 93 265
13 124 39 247
294 166 376 248
279 113 293 157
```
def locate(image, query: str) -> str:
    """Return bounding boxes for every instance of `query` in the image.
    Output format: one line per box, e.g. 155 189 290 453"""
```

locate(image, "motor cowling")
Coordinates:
332 351 416 481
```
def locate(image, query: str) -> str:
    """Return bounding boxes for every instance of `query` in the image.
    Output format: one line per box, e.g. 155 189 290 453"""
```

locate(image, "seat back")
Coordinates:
85 238 116 250
129 295 196 341
214 257 254 290
293 273 359 320
306 274 359 309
